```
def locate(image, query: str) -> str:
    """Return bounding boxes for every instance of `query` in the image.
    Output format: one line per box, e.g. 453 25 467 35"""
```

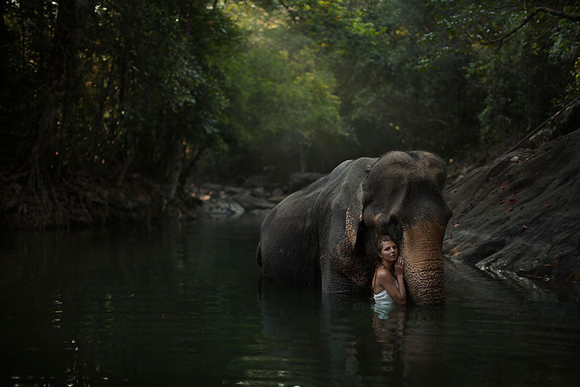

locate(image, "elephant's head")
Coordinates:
335 151 452 304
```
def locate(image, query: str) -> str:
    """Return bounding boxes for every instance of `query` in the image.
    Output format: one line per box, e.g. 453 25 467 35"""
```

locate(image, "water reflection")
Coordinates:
1 220 580 386
257 278 407 386
401 306 446 386
254 277 324 384
318 293 373 387
372 305 405 365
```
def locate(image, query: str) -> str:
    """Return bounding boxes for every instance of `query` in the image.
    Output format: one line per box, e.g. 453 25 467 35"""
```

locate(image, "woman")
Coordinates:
372 235 406 308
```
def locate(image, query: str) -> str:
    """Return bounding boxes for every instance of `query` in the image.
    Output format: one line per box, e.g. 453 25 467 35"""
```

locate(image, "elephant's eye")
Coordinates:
382 217 403 240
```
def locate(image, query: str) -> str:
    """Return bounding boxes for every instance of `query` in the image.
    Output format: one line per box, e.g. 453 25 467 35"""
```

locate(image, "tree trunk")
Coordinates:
178 140 208 189
162 138 184 202
52 97 70 184
116 128 136 187
29 0 77 189
116 50 133 187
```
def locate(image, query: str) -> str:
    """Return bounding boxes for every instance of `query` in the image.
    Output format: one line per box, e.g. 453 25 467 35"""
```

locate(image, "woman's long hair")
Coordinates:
371 234 398 301
375 235 396 267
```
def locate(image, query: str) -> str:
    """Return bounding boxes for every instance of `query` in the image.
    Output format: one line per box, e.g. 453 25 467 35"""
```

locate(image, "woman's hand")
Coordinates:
395 258 404 277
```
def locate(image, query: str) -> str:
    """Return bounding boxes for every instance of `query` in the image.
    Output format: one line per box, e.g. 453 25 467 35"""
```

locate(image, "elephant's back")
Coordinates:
257 165 343 285
259 203 321 285
257 156 378 286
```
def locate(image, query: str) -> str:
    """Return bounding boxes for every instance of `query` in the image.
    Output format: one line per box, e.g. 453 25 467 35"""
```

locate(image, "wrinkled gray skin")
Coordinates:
256 151 453 304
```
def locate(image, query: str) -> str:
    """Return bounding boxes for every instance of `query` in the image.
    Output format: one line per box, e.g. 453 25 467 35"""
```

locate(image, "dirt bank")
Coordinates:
0 171 301 230
444 108 580 282
0 173 174 229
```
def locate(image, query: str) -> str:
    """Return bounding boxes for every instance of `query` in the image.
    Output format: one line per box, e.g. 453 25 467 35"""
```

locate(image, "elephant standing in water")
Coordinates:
256 151 452 304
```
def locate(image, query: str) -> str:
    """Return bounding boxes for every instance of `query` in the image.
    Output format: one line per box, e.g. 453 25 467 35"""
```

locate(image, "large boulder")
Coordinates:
444 128 580 282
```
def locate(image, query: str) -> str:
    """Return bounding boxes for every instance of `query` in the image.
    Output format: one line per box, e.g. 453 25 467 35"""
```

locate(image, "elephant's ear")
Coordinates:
328 180 365 262
325 160 374 290
326 181 367 289
328 162 369 253
344 183 364 249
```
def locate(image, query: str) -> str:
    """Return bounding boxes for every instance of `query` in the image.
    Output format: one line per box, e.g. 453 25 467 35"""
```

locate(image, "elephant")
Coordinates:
256 151 453 304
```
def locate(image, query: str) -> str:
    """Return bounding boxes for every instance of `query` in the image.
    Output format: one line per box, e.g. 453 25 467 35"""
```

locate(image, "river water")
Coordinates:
1 216 580 387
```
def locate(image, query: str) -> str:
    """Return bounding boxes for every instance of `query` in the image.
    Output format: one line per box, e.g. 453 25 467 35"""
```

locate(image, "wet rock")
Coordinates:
233 192 276 211
444 127 580 282
203 198 245 217
246 208 272 218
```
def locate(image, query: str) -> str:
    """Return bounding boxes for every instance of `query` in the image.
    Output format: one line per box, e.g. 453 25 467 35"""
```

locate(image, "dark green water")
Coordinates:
1 216 580 387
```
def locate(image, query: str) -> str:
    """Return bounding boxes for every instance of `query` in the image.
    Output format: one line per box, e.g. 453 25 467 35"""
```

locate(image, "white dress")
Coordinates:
373 289 396 307
373 280 398 319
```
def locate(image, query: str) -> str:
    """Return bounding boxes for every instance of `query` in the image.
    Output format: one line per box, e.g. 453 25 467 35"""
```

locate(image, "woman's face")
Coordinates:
378 240 399 262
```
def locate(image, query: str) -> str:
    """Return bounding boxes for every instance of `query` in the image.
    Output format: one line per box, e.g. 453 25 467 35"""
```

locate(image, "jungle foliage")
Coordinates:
1 0 579 195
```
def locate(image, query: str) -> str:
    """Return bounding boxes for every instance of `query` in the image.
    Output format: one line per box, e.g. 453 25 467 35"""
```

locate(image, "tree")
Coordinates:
273 0 580 160
1 0 242 201
218 2 344 179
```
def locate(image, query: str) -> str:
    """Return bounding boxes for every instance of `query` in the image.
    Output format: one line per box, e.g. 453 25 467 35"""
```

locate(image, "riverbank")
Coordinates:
0 168 323 230
444 101 580 282
2 102 579 283
1 172 167 229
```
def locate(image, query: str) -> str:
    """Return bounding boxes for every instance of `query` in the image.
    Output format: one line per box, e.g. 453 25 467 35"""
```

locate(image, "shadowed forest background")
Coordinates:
1 0 579 228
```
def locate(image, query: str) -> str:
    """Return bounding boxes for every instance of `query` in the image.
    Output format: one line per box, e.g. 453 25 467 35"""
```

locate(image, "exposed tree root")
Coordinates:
1 170 201 230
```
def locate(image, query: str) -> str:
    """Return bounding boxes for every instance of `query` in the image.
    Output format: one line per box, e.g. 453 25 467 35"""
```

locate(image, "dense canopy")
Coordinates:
1 0 579 196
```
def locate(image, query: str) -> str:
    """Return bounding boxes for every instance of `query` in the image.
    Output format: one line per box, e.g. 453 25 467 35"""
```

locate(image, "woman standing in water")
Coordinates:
372 235 407 308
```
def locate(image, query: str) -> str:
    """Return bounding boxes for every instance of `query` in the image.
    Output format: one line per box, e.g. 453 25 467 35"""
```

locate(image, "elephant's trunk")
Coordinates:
400 222 446 305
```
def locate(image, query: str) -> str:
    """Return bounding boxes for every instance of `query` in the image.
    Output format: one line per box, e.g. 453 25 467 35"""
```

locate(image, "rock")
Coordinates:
288 172 324 193
553 100 580 138
271 188 285 197
242 175 269 189
530 100 580 146
225 186 245 196
201 183 225 195
233 192 276 211
444 127 580 282
250 187 269 199
268 195 286 204
246 208 272 218
203 198 245 217
183 194 203 209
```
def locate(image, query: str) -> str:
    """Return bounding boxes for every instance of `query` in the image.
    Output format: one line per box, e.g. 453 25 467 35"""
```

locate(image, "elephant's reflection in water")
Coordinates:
402 306 446 383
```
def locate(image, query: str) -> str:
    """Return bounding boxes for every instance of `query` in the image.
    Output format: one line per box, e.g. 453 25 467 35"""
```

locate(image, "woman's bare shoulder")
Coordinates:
376 268 395 283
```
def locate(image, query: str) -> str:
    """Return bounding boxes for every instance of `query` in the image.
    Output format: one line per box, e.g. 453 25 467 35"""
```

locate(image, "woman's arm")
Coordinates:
377 265 406 305
393 259 406 305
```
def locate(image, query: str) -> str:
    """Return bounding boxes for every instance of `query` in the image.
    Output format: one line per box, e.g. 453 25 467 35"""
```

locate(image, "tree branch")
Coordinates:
277 0 290 11
535 7 580 23
504 94 580 154
486 7 580 45
485 9 540 44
